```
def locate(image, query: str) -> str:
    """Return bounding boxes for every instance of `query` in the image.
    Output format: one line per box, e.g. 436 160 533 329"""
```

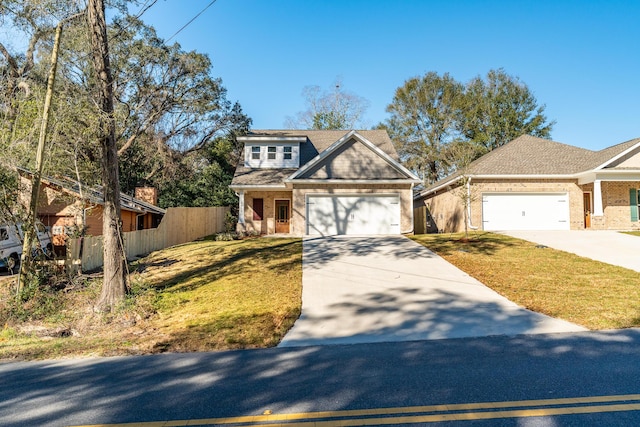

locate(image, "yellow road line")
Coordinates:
70 393 640 427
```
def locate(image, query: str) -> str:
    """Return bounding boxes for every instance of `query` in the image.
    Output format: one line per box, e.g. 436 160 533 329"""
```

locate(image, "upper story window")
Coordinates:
244 143 300 168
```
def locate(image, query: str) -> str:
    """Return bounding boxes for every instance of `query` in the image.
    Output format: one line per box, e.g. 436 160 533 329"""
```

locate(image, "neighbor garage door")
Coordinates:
307 195 401 235
482 193 570 231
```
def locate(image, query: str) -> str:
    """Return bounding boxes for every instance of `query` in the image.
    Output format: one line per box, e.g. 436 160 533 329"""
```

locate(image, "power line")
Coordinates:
166 0 217 43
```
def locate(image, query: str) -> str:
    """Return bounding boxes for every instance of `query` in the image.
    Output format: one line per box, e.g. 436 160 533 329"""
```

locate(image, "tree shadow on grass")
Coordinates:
140 239 302 293
411 232 519 257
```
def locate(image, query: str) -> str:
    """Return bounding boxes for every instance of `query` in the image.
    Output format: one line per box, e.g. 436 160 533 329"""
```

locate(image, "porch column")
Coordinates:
238 191 245 224
593 180 604 216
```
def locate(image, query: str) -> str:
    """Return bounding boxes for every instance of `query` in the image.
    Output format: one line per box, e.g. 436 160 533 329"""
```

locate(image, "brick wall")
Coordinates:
417 179 585 233
594 181 640 230
241 191 293 234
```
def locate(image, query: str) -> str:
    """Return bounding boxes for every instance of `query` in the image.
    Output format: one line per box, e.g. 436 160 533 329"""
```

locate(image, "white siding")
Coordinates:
244 143 300 168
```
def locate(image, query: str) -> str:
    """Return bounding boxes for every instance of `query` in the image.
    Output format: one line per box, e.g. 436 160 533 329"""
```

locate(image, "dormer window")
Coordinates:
241 137 302 169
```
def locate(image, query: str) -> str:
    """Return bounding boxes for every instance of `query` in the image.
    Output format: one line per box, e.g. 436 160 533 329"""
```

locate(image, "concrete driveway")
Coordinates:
503 230 640 272
278 236 585 347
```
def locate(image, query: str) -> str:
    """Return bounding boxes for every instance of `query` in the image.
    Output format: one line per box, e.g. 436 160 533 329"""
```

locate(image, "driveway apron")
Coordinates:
278 236 585 347
503 230 640 272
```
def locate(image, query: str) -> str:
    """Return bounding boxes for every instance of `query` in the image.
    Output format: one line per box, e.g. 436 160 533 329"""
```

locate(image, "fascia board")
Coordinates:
289 179 420 185
237 136 306 142
229 184 288 191
414 173 580 200
287 130 420 181
594 140 640 170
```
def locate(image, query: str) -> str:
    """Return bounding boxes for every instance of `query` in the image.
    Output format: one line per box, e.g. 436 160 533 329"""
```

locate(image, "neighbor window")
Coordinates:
253 198 264 221
251 146 260 160
283 146 292 160
267 146 276 160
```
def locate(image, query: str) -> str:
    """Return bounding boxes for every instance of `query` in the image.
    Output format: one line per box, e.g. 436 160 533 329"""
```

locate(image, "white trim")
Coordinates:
238 135 307 142
238 190 245 224
594 140 640 170
230 184 287 191
593 180 603 216
286 130 420 183
290 179 418 185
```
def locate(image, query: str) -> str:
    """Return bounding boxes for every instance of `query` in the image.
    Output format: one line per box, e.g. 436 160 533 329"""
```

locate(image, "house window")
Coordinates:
253 198 263 221
251 146 260 160
633 189 640 222
267 146 276 160
283 146 292 160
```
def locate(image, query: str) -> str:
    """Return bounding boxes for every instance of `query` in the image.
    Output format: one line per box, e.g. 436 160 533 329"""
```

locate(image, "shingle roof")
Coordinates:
231 129 400 186
417 135 640 197
465 135 594 175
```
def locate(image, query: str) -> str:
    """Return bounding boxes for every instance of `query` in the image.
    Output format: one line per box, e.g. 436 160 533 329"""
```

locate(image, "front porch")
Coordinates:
237 190 294 235
580 178 640 230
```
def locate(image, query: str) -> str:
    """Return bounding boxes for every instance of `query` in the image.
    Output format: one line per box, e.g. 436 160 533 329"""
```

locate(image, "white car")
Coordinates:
0 222 53 272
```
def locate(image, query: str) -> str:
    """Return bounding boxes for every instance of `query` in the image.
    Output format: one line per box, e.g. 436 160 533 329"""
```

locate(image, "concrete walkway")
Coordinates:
278 236 585 347
503 230 640 272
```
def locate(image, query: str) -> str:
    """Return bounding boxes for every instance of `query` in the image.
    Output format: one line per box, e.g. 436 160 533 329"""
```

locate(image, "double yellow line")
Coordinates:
73 393 640 427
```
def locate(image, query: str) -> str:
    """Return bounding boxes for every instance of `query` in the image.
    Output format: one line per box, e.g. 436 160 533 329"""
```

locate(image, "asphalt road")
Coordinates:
2 329 640 427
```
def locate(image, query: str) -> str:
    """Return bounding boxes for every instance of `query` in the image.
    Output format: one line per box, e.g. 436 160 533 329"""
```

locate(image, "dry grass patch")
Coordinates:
411 233 640 330
0 237 302 360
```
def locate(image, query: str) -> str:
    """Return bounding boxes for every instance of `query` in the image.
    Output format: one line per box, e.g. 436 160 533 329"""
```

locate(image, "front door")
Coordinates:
275 200 290 234
583 192 591 228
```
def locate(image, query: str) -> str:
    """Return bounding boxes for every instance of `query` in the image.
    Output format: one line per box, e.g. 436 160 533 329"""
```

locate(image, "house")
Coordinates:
18 168 165 246
229 130 421 236
414 135 640 233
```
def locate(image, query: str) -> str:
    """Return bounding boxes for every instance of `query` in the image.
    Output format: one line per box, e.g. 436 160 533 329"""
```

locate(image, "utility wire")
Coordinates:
166 0 217 43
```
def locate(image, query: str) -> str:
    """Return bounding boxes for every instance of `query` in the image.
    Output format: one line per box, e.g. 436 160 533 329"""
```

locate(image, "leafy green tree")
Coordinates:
383 72 464 184
286 78 370 129
459 68 554 156
383 70 555 184
158 136 238 208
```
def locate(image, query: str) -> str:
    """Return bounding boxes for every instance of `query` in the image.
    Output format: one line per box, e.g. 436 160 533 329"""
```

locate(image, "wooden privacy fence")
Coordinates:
68 206 230 272
414 206 428 235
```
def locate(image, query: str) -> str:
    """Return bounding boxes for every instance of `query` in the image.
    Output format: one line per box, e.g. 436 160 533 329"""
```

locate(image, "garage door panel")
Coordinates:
307 195 400 235
482 193 569 231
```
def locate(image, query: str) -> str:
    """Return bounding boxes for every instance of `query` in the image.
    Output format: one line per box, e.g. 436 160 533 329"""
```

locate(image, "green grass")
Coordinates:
621 231 640 237
411 232 640 330
0 237 302 360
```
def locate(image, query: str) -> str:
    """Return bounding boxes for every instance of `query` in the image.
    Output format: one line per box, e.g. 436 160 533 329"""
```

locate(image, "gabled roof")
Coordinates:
416 135 640 199
286 130 419 182
17 167 166 216
231 129 419 188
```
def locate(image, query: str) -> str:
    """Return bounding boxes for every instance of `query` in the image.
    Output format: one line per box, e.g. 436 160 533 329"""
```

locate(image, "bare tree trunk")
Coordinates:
87 0 128 310
17 21 64 295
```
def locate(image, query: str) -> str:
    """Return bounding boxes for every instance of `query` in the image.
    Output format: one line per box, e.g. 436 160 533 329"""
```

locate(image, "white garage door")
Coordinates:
482 193 570 231
307 195 401 235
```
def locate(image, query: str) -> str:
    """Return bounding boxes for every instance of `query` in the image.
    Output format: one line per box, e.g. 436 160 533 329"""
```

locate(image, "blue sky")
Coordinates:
141 0 639 151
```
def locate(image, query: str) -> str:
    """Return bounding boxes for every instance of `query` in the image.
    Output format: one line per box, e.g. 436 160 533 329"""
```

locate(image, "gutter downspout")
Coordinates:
467 177 479 230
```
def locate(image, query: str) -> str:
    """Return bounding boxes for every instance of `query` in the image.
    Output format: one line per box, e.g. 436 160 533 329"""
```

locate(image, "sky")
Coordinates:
140 0 637 151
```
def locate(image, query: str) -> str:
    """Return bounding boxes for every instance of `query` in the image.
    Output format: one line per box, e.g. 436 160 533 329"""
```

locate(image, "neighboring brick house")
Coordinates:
18 168 165 246
230 130 421 236
414 135 640 233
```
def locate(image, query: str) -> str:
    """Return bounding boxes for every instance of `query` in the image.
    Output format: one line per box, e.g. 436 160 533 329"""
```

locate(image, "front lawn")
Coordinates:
412 233 640 330
0 237 302 360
